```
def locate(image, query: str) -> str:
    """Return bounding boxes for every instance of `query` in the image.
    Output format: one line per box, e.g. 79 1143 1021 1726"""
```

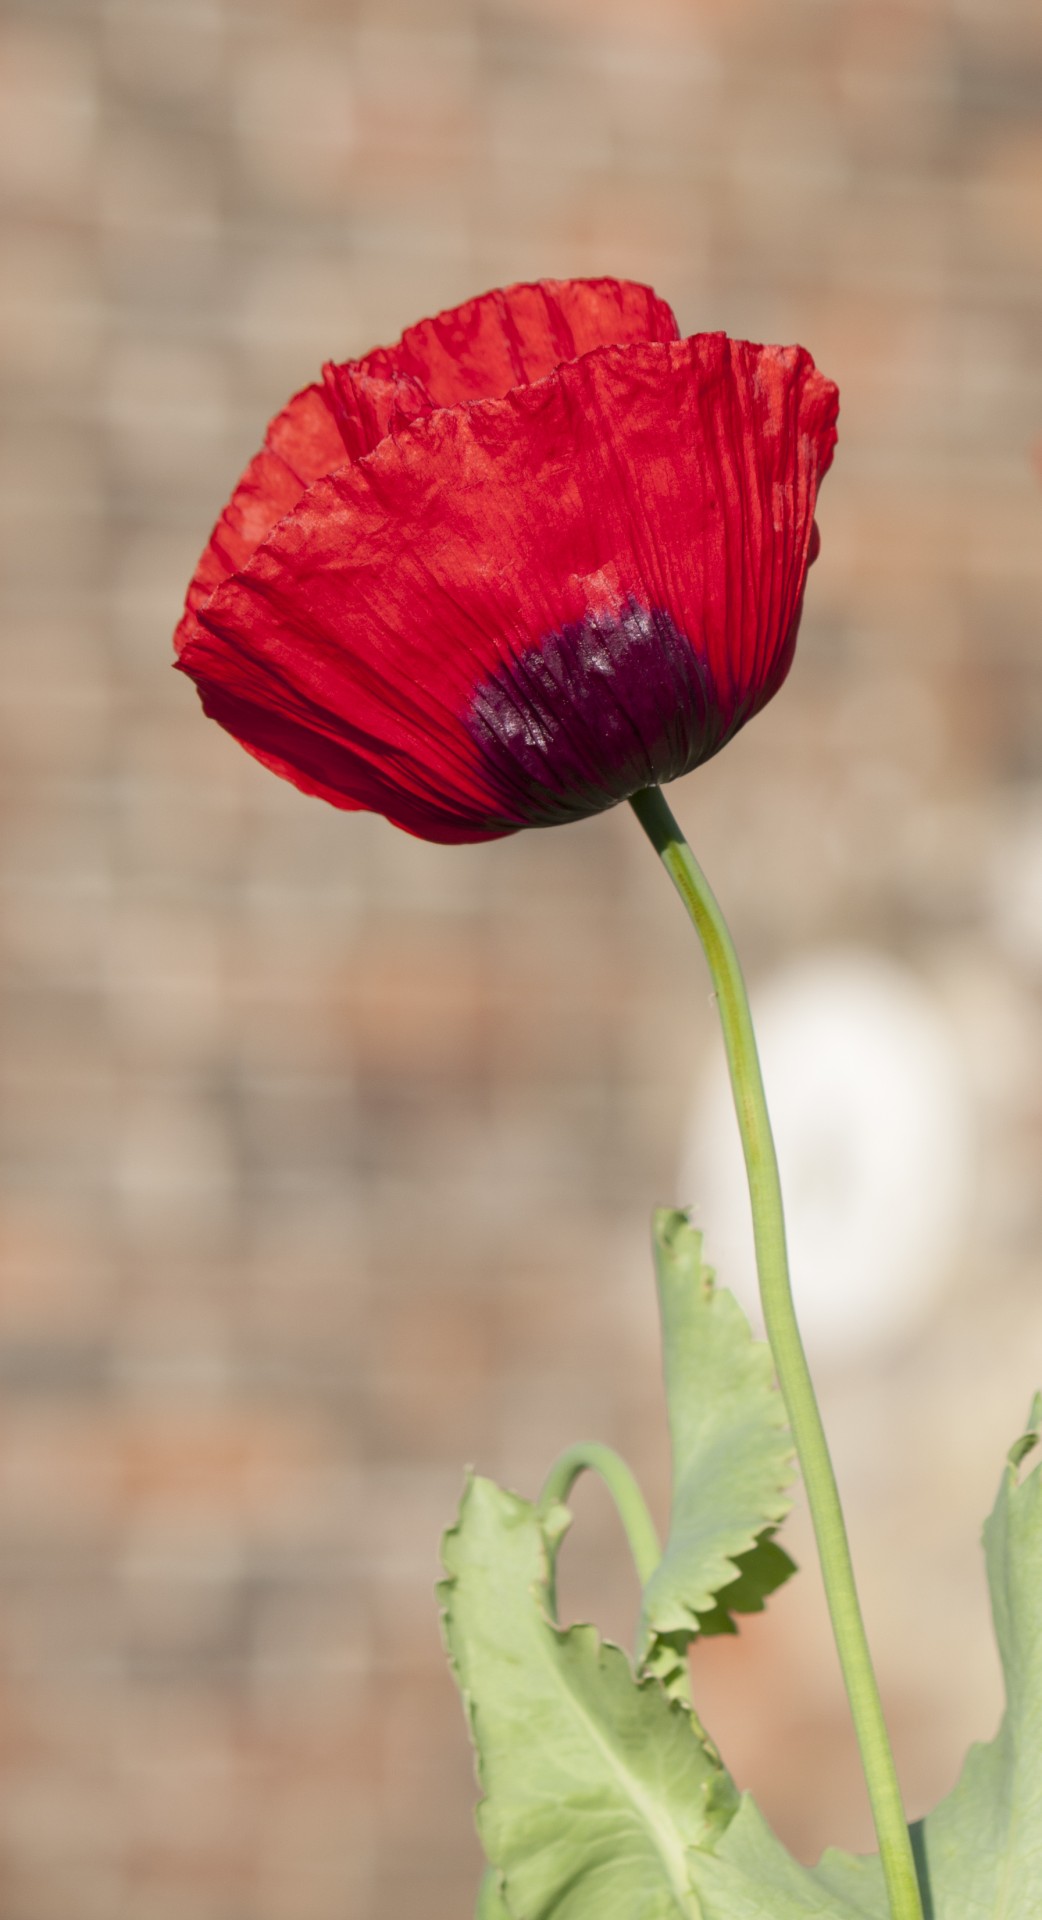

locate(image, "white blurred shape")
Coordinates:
680 950 974 1364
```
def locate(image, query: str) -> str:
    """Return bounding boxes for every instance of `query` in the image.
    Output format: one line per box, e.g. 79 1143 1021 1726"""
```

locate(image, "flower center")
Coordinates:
468 599 721 827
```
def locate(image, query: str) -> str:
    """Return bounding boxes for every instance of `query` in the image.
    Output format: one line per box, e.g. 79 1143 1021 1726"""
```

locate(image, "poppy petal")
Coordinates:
175 277 680 663
174 383 349 658
352 276 680 406
177 333 837 843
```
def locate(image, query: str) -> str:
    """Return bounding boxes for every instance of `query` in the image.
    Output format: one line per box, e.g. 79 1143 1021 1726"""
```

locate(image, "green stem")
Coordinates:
539 1444 708 1729
539 1442 662 1587
629 784 923 1920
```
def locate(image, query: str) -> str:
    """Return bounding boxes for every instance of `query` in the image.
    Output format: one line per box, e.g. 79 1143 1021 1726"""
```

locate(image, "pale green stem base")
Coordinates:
629 784 923 1920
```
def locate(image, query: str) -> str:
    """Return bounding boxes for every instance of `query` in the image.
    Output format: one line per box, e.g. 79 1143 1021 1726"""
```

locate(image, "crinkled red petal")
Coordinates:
174 383 347 658
177 334 837 843
174 278 679 664
351 276 679 407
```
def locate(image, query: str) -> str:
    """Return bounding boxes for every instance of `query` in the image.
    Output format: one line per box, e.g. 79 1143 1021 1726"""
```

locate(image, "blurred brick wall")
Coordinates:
1 0 1041 1915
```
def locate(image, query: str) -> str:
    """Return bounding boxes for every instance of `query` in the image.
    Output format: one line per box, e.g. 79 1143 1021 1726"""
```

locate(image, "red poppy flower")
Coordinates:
175 279 838 844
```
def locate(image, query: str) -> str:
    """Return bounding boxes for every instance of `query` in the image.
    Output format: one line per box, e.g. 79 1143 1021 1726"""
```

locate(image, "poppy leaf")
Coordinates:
440 1474 737 1920
638 1210 795 1670
475 1866 513 1918
688 1397 1042 1917
685 1795 888 1918
905 1394 1042 1916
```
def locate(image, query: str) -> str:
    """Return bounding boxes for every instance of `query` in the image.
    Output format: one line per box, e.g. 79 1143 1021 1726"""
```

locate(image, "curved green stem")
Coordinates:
539 1441 662 1587
629 784 923 1920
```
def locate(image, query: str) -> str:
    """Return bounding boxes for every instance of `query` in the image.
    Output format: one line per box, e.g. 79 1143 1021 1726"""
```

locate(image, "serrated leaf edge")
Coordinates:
440 1475 733 1920
643 1266 796 1638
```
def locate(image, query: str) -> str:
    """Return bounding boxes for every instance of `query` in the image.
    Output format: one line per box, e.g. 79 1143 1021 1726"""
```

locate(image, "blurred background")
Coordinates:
1 0 1041 1913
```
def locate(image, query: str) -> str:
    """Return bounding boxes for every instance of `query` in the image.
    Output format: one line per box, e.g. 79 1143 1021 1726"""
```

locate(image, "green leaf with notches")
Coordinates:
908 1391 1042 1917
638 1211 796 1676
688 1394 1042 1919
686 1795 888 1919
441 1475 737 1920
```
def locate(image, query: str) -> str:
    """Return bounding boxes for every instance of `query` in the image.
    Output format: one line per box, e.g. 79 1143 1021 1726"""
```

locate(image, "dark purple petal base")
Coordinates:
468 601 721 827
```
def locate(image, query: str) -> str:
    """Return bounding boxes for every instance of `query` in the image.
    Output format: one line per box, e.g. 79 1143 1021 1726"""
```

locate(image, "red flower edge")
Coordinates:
176 279 838 843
